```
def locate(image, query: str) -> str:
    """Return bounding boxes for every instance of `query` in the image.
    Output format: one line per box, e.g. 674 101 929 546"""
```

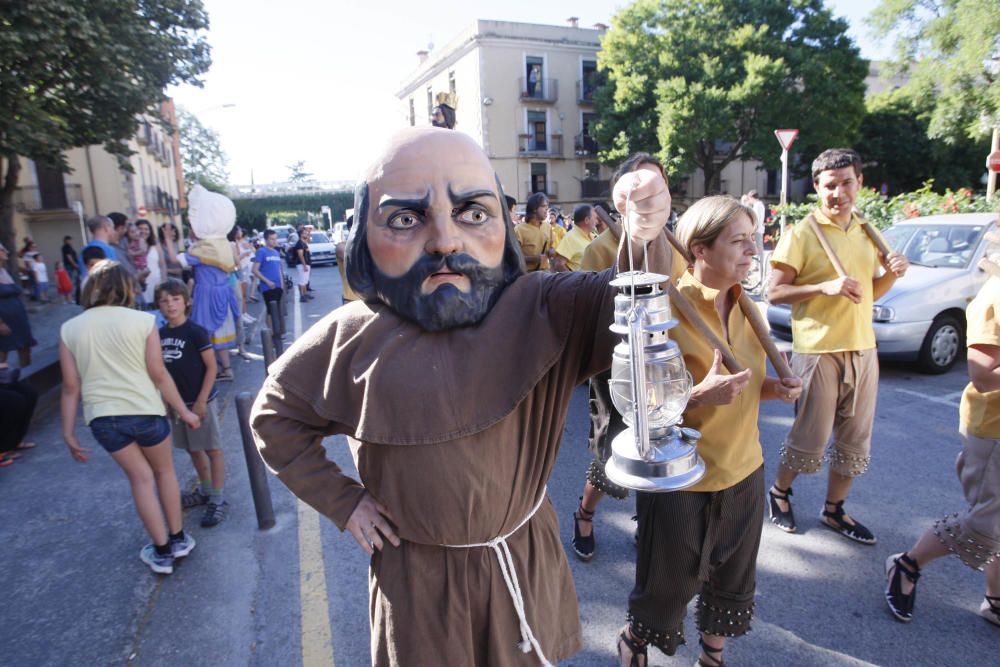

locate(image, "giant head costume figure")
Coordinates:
345 128 524 331
187 184 238 272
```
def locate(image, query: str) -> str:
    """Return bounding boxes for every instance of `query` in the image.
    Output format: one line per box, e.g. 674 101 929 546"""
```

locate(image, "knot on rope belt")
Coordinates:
440 488 553 667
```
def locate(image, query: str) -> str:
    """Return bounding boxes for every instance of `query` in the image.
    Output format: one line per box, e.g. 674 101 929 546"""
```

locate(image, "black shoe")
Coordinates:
821 500 876 544
768 485 797 533
571 500 595 561
885 552 920 622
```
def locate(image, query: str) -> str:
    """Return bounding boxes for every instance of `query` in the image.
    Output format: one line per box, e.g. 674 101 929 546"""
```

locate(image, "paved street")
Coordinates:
2 264 996 666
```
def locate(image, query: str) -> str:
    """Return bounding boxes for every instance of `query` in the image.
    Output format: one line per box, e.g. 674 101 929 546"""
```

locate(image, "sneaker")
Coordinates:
981 596 1000 627
241 312 256 324
139 544 174 574
182 487 210 508
201 500 229 528
170 532 197 559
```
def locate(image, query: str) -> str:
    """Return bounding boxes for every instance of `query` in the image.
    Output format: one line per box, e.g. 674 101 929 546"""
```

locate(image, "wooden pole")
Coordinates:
806 216 849 278
987 127 999 200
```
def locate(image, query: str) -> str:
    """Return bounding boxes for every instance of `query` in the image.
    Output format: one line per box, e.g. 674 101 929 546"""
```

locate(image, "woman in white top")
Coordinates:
60 260 201 575
136 219 165 305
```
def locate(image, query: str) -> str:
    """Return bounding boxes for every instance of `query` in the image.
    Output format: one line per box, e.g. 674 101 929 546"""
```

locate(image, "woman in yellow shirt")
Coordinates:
617 196 802 667
60 261 201 575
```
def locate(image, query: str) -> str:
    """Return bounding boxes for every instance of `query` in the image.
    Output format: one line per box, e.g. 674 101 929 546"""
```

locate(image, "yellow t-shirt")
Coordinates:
555 226 597 272
551 222 567 249
514 221 553 271
960 277 1000 438
60 306 165 424
581 229 620 272
770 209 879 353
671 272 765 491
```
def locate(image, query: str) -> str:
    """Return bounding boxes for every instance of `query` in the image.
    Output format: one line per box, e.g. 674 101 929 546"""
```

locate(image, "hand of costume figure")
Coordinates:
612 166 670 243
776 376 803 403
820 276 862 303
690 349 752 407
180 408 201 430
65 433 92 463
884 251 908 278
347 492 401 556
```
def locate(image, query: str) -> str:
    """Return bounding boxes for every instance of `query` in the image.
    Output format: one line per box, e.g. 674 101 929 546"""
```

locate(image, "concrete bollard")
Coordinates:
235 392 276 530
267 298 284 337
261 329 276 374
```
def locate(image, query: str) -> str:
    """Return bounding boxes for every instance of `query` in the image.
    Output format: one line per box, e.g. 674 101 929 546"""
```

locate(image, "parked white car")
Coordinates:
307 231 337 266
767 212 997 374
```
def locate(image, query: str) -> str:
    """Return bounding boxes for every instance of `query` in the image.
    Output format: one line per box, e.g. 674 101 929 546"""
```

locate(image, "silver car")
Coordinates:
767 212 997 374
307 231 337 266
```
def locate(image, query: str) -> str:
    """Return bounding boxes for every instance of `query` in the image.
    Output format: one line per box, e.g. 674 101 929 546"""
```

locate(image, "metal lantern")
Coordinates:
604 268 706 492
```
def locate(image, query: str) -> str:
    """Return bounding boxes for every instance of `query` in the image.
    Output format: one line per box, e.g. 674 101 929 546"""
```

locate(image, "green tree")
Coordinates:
861 91 991 194
286 160 313 184
595 0 868 193
869 0 1000 142
176 107 229 194
0 1 210 270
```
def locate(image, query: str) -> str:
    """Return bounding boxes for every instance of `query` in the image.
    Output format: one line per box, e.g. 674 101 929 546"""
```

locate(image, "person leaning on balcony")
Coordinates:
553 204 599 272
766 148 909 545
514 192 554 271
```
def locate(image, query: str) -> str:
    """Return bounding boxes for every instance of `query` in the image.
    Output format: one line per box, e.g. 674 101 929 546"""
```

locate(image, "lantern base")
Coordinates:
605 427 706 492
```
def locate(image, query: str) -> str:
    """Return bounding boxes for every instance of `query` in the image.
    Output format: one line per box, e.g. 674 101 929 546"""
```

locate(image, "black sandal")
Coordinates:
980 595 1000 627
768 485 796 533
821 499 876 544
698 636 725 666
885 552 920 622
617 627 647 667
572 499 595 561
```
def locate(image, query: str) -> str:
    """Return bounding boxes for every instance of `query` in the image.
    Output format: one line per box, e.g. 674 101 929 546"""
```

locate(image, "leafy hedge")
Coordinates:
231 191 354 231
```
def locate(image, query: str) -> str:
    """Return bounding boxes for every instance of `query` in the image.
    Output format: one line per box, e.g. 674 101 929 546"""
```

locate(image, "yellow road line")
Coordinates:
298 499 335 667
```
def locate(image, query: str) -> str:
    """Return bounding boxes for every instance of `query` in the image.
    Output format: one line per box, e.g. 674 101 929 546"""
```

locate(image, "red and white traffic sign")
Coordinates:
987 149 1000 173
137 206 148 217
774 129 799 151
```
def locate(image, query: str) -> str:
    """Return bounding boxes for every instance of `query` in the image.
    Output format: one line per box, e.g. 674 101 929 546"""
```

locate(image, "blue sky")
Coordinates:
170 0 890 185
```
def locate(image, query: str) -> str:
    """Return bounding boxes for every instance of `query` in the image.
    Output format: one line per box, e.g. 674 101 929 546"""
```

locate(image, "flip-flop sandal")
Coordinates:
3 452 22 460
15 441 37 450
0 458 13 467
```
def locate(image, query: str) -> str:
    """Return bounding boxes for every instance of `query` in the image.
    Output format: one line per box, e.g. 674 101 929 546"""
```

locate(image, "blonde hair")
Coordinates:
675 195 755 256
81 260 137 309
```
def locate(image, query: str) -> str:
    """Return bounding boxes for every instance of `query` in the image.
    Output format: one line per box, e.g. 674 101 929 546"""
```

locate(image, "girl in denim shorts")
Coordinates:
59 260 202 575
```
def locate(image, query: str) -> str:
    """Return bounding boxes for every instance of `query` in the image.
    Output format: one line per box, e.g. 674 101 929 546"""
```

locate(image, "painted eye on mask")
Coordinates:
387 211 421 230
455 206 490 225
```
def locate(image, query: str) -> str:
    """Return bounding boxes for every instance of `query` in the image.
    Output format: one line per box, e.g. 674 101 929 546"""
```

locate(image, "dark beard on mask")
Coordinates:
371 252 510 332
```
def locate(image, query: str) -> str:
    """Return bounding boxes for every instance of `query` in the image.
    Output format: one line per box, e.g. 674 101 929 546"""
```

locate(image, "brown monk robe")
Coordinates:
250 128 673 665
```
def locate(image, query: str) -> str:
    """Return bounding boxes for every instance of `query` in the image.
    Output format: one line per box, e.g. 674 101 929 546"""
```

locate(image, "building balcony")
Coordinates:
13 184 82 212
574 133 599 157
518 134 563 157
518 78 558 103
577 80 596 105
580 178 610 200
525 181 559 199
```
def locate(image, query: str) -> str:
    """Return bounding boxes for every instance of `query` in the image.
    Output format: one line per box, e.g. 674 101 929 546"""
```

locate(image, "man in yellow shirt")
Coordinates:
513 193 553 271
553 205 599 272
884 272 1000 626
767 148 908 545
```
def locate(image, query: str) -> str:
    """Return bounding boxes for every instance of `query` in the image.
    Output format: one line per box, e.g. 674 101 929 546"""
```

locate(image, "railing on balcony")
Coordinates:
576 80 596 105
13 184 83 212
518 77 558 103
518 133 563 156
580 179 611 199
574 133 599 157
524 181 559 199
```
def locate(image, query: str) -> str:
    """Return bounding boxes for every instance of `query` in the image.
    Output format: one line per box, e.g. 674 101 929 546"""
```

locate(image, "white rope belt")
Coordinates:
440 488 553 667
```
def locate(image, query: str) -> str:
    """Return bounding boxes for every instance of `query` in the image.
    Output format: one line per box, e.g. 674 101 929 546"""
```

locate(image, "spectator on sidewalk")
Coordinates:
31 252 50 303
61 235 80 302
136 219 165 306
80 246 108 291
292 227 312 301
79 216 120 281
59 260 200 575
0 242 36 370
55 261 73 304
0 369 38 466
156 279 228 528
251 229 284 311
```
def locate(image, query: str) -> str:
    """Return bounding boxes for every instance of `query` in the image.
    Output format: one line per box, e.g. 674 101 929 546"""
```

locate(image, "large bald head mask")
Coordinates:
345 128 524 331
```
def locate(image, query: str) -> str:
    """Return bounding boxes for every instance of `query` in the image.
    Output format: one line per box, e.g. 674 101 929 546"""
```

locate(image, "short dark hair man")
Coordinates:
766 148 909 544
250 127 672 665
553 204 599 272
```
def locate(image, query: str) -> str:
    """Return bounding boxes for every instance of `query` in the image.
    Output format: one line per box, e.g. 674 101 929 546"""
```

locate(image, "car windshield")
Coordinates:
883 223 986 269
273 229 289 240
309 232 330 244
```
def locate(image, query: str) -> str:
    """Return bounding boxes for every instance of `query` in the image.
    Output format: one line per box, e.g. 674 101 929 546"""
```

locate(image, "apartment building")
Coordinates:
10 100 185 269
396 19 611 207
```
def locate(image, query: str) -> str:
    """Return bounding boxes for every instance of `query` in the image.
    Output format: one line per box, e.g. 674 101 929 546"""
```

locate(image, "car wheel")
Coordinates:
916 315 963 374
